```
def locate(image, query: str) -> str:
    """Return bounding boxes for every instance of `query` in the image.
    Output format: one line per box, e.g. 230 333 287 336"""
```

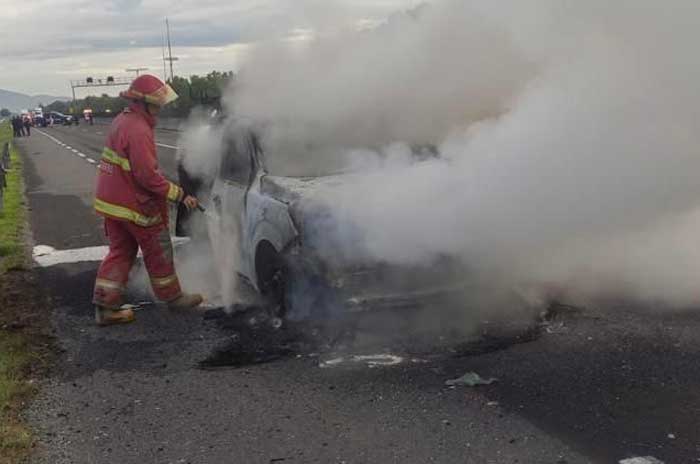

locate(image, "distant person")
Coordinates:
22 117 31 136
92 74 203 326
11 116 21 137
48 115 54 127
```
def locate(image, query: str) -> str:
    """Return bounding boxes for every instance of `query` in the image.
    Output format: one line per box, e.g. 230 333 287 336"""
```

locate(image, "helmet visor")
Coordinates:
144 83 178 107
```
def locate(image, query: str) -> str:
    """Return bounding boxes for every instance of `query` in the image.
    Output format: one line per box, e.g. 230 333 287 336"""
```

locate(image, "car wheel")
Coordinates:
255 241 288 319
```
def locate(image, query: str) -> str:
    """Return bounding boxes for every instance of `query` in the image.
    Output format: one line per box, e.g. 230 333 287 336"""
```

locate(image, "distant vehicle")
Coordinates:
33 108 46 127
48 111 73 126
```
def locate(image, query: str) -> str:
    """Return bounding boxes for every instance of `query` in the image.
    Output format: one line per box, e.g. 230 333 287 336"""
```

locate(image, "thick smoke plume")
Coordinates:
182 0 700 309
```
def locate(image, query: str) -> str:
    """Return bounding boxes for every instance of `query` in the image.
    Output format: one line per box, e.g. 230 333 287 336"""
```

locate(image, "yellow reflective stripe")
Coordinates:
151 275 179 288
95 278 124 291
167 182 183 202
94 198 162 227
101 147 131 171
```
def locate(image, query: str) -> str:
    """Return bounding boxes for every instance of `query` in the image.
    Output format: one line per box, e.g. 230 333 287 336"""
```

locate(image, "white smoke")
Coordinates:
228 1 536 175
177 110 226 180
181 0 700 309
175 111 238 307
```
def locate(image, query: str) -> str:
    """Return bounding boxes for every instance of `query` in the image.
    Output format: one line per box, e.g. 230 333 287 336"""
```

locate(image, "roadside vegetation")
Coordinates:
0 122 26 273
0 120 48 463
42 70 234 119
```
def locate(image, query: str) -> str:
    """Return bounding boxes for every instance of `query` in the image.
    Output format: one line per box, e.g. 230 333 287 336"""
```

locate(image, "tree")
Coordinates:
38 71 235 120
161 70 234 117
45 100 70 113
0 108 10 117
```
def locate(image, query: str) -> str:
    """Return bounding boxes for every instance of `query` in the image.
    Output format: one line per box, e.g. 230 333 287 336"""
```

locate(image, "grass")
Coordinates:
0 121 26 273
0 120 36 463
0 334 34 457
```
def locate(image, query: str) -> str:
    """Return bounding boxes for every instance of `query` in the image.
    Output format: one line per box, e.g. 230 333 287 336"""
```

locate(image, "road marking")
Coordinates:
35 128 101 169
156 142 179 150
33 237 190 267
34 245 108 267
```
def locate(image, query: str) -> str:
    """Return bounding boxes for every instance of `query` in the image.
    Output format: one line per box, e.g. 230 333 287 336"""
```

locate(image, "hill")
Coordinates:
0 89 69 113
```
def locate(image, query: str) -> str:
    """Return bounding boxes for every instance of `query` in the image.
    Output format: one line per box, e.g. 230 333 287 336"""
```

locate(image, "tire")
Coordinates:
255 241 288 318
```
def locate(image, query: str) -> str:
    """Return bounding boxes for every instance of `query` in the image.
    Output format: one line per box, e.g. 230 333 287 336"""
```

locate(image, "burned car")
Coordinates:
177 126 468 320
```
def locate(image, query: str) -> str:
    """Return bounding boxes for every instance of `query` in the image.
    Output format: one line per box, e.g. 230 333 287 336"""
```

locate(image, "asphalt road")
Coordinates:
14 124 700 464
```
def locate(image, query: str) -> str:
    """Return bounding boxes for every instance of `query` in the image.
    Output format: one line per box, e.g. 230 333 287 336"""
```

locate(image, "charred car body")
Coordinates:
178 125 468 320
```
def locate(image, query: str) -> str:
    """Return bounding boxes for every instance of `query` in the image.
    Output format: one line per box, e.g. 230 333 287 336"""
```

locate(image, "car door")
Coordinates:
209 132 256 288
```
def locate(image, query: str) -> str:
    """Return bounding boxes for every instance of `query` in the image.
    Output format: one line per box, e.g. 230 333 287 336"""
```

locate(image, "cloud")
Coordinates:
0 44 252 96
0 0 418 94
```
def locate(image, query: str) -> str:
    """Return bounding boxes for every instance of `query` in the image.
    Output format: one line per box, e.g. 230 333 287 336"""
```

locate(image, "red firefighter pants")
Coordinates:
93 218 182 308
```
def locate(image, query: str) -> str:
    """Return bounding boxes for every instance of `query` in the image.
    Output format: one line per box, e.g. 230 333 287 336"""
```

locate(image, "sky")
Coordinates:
0 0 420 96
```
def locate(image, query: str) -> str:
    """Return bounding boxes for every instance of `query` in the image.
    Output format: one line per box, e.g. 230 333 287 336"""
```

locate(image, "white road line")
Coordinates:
35 129 97 164
35 128 108 168
33 237 190 267
36 129 57 142
156 142 178 150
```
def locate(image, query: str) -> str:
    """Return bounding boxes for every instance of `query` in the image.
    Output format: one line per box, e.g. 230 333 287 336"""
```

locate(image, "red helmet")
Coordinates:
120 74 178 107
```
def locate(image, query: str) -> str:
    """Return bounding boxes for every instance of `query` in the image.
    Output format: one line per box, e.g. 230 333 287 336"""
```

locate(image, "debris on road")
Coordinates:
319 357 345 368
319 354 405 369
544 321 568 334
445 372 497 387
619 457 665 464
119 302 154 312
353 354 404 367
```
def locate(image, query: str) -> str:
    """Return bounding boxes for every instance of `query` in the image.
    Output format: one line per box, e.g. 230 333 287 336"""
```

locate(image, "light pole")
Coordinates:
164 17 179 81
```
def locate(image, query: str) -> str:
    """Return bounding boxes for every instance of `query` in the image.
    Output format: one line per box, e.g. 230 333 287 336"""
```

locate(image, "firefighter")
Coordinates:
92 74 203 326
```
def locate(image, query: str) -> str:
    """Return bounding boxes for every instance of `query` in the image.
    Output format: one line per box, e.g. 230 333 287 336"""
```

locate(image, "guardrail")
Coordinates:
0 141 10 212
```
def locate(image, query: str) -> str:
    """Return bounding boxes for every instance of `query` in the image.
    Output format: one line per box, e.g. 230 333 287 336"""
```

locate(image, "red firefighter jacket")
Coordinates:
94 103 183 227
